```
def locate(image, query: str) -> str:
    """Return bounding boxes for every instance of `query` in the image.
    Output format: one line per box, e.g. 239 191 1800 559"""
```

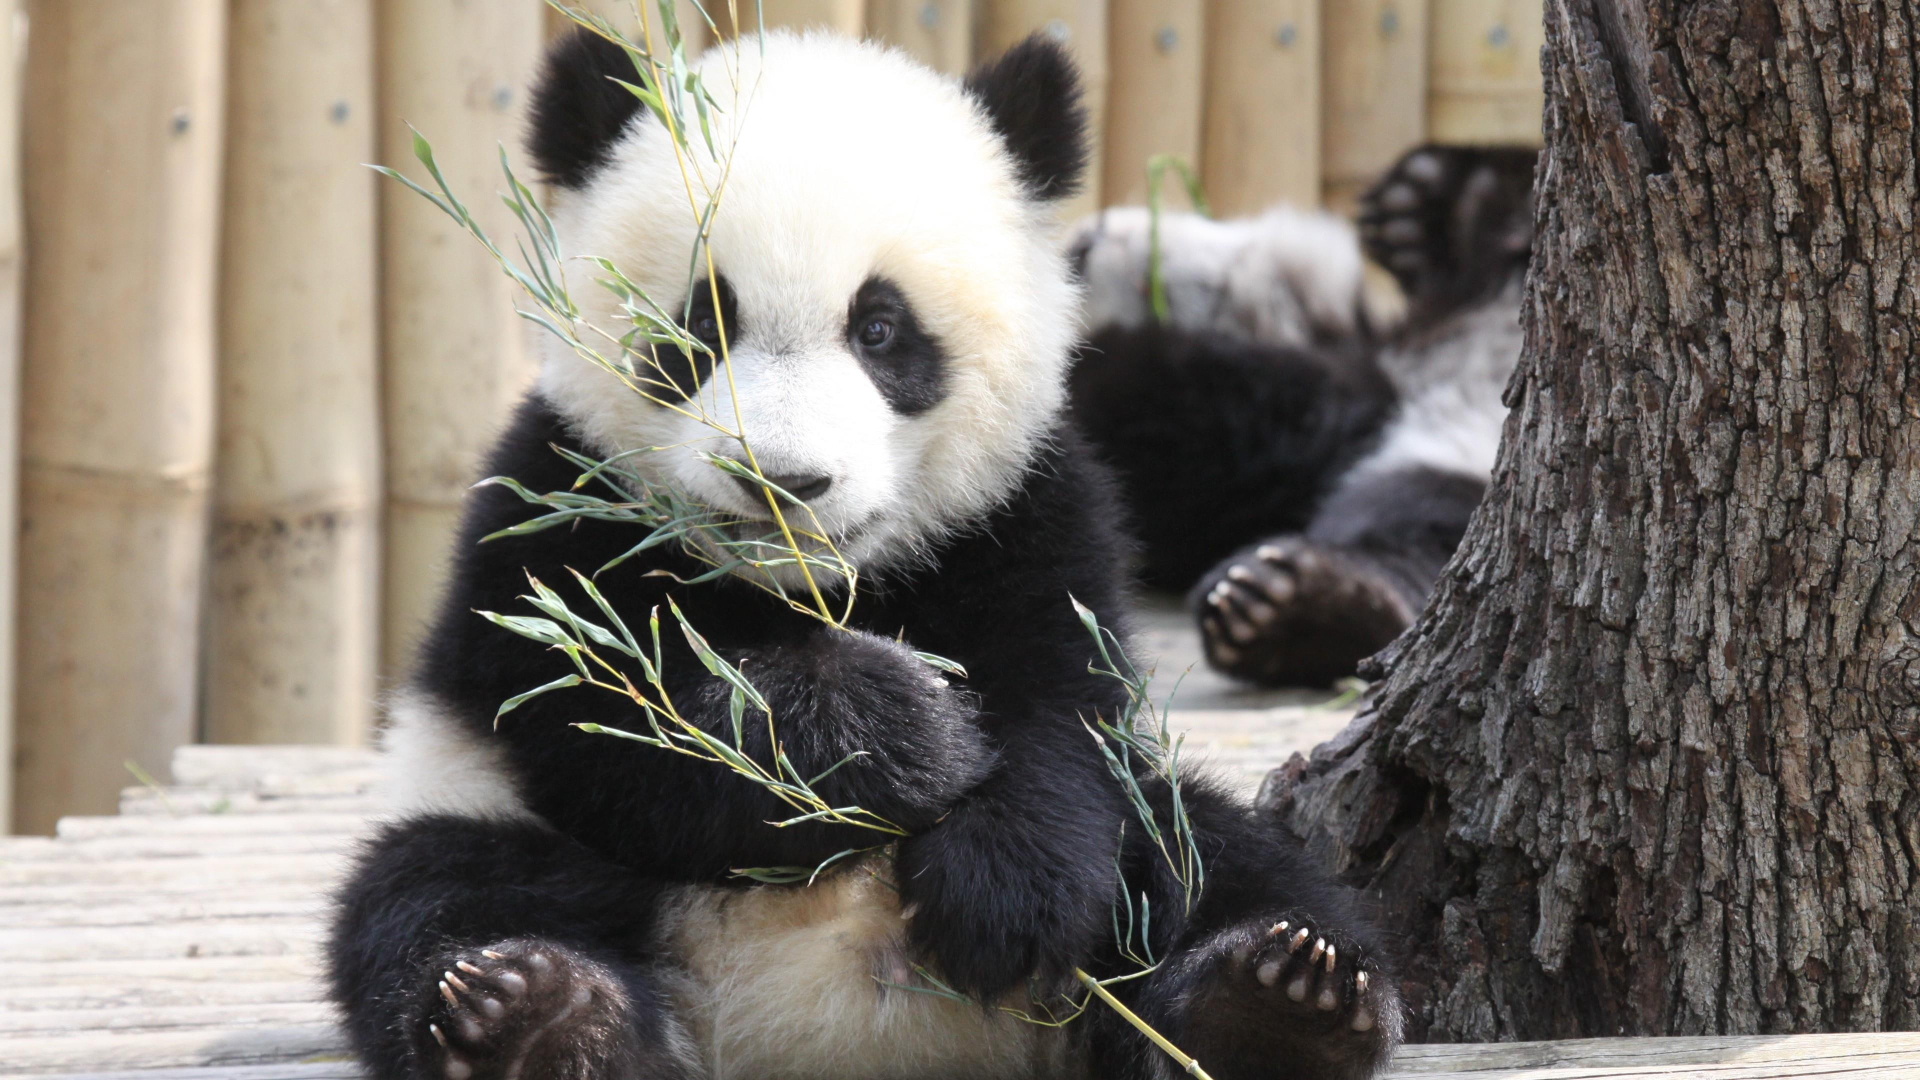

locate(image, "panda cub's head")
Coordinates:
529 30 1087 579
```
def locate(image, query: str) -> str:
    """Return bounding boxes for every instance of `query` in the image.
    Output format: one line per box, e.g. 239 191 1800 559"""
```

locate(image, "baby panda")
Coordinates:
1068 146 1536 686
328 28 1401 1080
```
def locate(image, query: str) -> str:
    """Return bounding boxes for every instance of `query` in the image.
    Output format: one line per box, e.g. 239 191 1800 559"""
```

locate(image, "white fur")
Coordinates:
1346 283 1523 486
377 691 534 822
538 33 1081 586
1073 205 1369 345
659 865 1070 1079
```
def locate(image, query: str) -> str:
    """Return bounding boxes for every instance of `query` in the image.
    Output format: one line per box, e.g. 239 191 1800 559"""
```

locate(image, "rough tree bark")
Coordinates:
1274 0 1920 1042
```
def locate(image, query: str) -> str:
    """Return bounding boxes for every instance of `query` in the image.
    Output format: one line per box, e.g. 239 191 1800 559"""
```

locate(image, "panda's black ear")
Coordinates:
527 29 648 190
963 35 1088 202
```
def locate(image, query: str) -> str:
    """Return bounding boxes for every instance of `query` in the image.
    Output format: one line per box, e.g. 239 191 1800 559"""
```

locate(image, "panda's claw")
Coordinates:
439 980 460 1008
430 1023 450 1048
455 960 485 978
1289 927 1312 952
444 971 471 994
1324 944 1337 972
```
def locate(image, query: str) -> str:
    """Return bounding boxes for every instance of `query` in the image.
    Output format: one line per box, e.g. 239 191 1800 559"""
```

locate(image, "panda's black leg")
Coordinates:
328 814 695 1080
1356 144 1537 322
1089 781 1402 1080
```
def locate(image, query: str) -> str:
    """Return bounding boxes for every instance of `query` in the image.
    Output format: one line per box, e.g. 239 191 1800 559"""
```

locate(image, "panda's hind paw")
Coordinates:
414 938 642 1080
1185 915 1403 1079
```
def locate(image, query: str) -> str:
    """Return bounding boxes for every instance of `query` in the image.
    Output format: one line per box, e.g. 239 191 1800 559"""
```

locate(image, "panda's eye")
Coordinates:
692 314 721 344
857 317 895 349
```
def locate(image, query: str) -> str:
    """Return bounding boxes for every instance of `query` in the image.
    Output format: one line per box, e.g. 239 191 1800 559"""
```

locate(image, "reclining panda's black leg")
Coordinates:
1087 777 1401 1080
1192 465 1486 687
328 814 694 1080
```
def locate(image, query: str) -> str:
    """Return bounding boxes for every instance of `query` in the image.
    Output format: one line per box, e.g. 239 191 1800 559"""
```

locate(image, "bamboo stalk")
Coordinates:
206 1 381 747
1426 0 1544 144
1321 0 1430 212
1101 0 1203 208
15 0 227 833
1201 0 1319 214
549 0 713 54
867 0 975 75
0 0 21 833
376 1 546 677
980 0 1108 221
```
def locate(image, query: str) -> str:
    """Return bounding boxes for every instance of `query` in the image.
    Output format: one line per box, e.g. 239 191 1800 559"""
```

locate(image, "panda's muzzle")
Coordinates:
733 471 834 506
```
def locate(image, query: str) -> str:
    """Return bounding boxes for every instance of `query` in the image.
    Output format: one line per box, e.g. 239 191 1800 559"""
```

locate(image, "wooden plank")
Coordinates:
13 1067 359 1080
0 852 342 888
0 1025 344 1074
755 0 865 33
169 746 377 788
980 0 1109 221
208 0 381 748
0 1003 323 1037
1389 1033 1920 1074
3 955 319 991
0 977 320 1012
116 792 383 818
1201 0 1320 214
0 896 324 929
54 813 366 841
1426 0 1544 145
0 0 23 836
15 0 226 833
867 0 976 76
0 920 319 963
1 831 350 862
1320 0 1429 211
1102 0 1205 207
376 0 545 677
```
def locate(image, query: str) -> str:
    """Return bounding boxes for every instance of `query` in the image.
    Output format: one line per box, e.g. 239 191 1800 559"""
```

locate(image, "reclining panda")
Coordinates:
328 28 1401 1080
1069 146 1537 687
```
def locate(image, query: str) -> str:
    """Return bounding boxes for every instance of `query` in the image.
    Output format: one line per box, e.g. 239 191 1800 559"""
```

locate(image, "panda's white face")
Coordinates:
537 33 1081 581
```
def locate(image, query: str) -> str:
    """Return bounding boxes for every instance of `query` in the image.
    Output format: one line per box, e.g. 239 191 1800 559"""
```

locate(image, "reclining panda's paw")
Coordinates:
1195 538 1412 688
1356 145 1536 313
1184 916 1402 1079
414 938 638 1080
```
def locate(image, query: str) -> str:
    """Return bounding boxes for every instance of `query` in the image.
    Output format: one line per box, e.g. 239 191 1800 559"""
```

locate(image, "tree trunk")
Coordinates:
1274 0 1920 1042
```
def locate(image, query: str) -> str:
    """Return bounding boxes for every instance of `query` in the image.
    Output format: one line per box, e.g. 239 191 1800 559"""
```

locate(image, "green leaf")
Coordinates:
494 674 583 728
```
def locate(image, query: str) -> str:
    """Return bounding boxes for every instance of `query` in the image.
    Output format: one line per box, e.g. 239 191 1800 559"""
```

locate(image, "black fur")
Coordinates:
1068 324 1394 589
528 29 647 190
330 394 1399 1079
848 276 948 415
962 35 1089 202
1358 145 1537 326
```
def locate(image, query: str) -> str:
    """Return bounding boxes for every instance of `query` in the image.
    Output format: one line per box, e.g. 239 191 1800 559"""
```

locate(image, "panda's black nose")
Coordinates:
737 472 833 505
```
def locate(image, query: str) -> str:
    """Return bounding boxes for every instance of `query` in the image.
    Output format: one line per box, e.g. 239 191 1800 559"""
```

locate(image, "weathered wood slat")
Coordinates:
117 791 381 818
53 813 367 840
0 980 321 1013
0 1003 326 1037
1 832 351 862
2 897 323 929
13 1070 360 1080
0 853 342 887
1388 1033 1920 1074
167 747 375 787
5 954 318 990
0 921 319 962
0 1025 345 1074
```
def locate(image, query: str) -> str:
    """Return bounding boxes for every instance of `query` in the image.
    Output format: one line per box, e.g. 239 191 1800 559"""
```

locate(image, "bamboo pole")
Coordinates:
1427 0 1544 144
868 0 975 75
207 1 381 748
1102 0 1203 208
980 0 1108 221
0 0 21 834
1321 0 1430 212
753 0 864 32
1202 0 1319 214
377 2 545 677
15 0 226 833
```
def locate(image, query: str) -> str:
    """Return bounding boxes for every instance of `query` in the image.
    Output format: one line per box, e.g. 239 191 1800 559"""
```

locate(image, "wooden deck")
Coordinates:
4 604 1917 1077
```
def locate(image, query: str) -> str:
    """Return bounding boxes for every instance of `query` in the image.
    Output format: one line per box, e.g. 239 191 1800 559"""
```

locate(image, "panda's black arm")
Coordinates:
883 431 1141 999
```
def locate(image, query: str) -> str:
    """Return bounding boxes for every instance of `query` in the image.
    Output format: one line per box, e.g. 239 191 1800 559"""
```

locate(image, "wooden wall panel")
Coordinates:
1427 0 1545 145
1321 0 1428 211
1202 0 1319 214
0 0 20 833
208 0 381 747
1102 0 1204 208
377 2 545 677
16 0 227 832
868 0 975 75
981 0 1109 221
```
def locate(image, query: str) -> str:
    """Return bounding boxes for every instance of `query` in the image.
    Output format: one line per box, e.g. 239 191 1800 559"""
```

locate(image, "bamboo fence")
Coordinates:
5 0 1542 833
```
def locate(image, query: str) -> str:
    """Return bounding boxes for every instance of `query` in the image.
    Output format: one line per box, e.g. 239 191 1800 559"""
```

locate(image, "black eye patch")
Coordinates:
847 277 948 415
642 275 736 402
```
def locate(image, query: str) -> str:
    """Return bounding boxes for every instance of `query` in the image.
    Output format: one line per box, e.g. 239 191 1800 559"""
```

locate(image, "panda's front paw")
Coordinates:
1357 145 1535 316
412 938 643 1080
1182 915 1402 1080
